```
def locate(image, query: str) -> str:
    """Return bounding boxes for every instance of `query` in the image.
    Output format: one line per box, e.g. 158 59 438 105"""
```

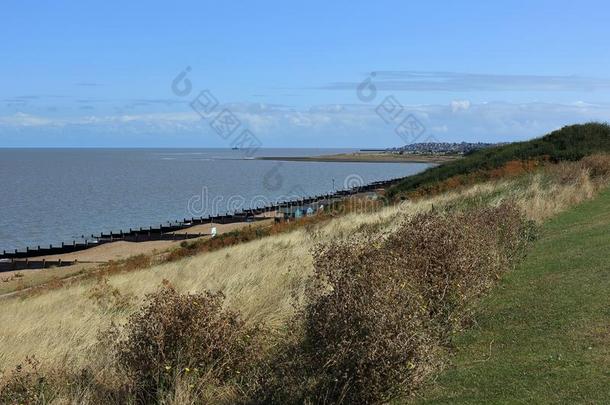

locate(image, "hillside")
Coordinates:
414 187 610 403
388 122 610 197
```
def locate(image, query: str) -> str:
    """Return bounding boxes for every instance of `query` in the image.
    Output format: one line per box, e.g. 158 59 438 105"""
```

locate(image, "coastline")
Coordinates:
0 175 399 268
0 219 276 296
0 185 377 295
256 152 459 164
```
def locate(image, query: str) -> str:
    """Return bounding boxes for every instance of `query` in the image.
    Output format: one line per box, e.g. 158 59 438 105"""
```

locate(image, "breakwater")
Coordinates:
0 177 401 262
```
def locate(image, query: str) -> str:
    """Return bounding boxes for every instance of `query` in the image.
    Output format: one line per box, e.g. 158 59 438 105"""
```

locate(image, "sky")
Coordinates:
2 0 610 148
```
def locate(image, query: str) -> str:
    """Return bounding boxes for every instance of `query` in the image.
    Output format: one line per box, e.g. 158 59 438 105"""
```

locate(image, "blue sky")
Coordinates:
2 0 610 147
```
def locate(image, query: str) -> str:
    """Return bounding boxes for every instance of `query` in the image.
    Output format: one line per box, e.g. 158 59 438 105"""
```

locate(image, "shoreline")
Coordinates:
2 220 274 265
0 176 400 266
0 186 380 295
256 152 459 164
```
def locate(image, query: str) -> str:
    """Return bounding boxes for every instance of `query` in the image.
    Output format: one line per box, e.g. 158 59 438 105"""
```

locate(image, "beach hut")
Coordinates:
279 204 315 219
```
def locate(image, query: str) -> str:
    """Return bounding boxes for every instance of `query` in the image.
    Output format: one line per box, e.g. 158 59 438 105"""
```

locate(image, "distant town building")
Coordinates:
376 141 504 156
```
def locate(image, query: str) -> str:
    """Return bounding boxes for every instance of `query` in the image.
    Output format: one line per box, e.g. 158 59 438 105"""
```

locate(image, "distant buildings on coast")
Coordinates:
362 141 505 156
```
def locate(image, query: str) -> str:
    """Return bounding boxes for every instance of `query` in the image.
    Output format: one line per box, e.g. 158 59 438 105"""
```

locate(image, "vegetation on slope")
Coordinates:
414 187 610 404
388 122 610 198
0 203 533 404
259 204 531 404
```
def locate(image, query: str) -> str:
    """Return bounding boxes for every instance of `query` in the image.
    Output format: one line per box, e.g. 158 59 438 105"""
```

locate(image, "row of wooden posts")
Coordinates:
0 177 402 260
0 258 76 272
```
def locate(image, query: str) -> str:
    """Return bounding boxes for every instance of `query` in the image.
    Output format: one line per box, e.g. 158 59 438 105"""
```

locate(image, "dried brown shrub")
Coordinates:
87 276 133 311
547 160 584 184
580 153 610 178
546 153 610 184
0 357 54 404
262 203 531 404
387 203 530 337
164 245 193 262
101 254 153 277
121 253 151 271
106 282 262 403
0 357 133 405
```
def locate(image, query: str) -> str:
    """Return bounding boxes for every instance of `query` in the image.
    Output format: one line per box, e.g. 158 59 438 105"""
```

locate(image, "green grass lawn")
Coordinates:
415 188 610 404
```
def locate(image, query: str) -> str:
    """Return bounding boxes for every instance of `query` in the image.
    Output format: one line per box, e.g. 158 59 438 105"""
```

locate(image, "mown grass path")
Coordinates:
416 188 610 404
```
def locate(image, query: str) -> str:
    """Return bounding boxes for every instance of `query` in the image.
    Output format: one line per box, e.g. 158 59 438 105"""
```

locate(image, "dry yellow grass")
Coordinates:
0 263 92 296
0 162 605 376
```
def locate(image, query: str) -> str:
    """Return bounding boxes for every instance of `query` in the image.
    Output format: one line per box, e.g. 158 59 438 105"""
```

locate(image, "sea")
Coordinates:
0 148 432 252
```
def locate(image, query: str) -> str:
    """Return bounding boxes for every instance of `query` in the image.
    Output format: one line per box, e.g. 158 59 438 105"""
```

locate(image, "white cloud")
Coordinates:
451 100 471 112
0 111 201 127
2 101 610 145
0 112 57 127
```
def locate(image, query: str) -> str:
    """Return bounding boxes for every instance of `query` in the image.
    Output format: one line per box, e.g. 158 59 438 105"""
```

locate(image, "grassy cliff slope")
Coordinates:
414 187 610 403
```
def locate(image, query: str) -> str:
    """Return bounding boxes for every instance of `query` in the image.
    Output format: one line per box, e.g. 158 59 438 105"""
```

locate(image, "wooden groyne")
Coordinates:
0 259 76 272
0 177 401 262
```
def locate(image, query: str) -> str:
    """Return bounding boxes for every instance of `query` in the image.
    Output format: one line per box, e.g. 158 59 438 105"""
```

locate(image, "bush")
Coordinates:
262 203 531 404
547 161 585 184
0 357 133 405
88 276 133 312
580 153 610 178
101 254 152 277
108 282 262 403
260 234 432 403
0 357 55 404
387 203 530 337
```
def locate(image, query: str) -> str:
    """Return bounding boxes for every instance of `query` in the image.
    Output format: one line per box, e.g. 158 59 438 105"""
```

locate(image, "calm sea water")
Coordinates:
0 148 431 251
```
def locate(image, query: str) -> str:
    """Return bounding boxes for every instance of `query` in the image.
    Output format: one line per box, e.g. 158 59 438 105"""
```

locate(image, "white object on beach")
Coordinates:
211 227 217 237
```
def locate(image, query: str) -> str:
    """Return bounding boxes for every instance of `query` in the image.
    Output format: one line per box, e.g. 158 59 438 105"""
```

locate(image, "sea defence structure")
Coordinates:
0 177 402 263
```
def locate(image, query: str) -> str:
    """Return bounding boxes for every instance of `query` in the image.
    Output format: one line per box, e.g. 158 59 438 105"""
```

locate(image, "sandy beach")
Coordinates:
26 218 275 263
